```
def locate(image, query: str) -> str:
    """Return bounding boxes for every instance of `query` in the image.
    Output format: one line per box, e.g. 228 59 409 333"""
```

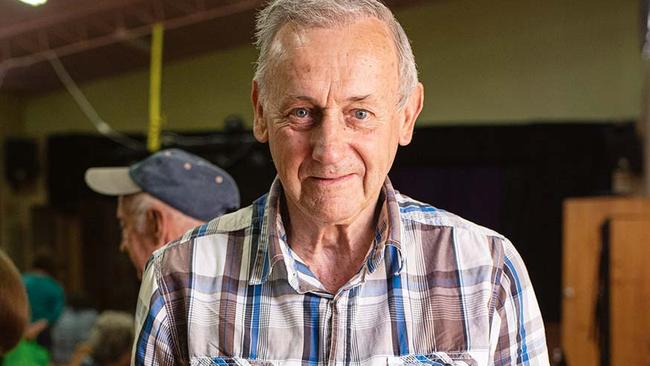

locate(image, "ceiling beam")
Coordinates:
0 0 148 41
0 0 262 71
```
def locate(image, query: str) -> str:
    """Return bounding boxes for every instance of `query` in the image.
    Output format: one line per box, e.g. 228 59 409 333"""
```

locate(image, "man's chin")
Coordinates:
304 202 364 225
289 190 367 224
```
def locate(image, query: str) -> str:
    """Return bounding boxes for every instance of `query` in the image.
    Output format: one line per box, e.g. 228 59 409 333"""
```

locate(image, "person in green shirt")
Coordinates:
22 253 65 351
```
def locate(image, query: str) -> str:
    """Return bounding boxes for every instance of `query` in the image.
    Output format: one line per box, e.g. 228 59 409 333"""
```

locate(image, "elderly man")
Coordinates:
134 1 549 365
85 148 240 278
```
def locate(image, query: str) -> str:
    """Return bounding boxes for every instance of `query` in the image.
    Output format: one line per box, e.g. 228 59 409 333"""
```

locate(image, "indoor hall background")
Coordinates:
1 0 646 364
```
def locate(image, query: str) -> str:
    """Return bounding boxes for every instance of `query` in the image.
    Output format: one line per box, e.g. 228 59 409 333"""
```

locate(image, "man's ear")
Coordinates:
398 82 424 146
146 207 165 246
252 80 269 143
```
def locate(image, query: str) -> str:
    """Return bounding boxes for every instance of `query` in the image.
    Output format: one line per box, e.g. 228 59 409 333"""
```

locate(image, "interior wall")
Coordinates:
0 93 45 270
405 0 642 123
21 0 642 137
0 94 23 262
24 45 258 136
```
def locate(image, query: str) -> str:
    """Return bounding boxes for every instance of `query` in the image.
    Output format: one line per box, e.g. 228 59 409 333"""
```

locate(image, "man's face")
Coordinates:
253 18 421 225
116 196 154 279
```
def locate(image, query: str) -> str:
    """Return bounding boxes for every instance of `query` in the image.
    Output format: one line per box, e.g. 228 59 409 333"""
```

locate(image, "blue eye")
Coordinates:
293 108 310 118
354 109 369 120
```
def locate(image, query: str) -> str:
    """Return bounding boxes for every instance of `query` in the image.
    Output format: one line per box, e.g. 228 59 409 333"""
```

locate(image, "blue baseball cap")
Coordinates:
84 149 240 221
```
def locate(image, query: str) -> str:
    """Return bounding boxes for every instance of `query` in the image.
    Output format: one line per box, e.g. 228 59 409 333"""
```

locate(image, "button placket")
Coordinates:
326 299 338 366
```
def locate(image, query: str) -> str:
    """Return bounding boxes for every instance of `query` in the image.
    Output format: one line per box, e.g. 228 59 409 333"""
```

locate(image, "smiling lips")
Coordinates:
309 173 355 186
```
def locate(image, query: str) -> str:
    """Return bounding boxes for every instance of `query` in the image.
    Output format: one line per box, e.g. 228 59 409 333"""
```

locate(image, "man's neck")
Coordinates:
282 196 382 294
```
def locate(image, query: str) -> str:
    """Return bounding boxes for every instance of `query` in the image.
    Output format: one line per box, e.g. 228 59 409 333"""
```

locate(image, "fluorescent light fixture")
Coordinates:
18 0 47 6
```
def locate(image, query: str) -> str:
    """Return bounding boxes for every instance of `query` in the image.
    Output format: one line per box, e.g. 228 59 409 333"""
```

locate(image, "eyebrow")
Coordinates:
347 94 372 102
285 94 373 105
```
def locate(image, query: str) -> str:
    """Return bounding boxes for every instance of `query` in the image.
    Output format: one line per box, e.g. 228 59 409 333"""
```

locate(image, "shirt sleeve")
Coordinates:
132 259 182 366
490 239 550 366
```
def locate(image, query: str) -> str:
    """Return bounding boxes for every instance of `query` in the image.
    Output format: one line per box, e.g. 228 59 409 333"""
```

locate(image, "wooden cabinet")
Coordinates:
609 217 650 366
562 197 650 366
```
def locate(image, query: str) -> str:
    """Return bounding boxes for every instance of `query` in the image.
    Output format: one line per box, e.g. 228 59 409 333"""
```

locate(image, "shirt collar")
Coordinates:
366 178 403 276
248 177 283 285
248 176 404 286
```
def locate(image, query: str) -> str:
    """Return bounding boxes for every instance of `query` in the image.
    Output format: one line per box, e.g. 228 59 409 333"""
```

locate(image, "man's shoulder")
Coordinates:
176 204 254 243
147 204 257 274
395 193 519 274
186 204 255 240
395 192 505 240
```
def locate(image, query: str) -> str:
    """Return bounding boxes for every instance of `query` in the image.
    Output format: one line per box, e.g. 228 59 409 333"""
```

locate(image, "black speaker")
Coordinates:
4 138 38 190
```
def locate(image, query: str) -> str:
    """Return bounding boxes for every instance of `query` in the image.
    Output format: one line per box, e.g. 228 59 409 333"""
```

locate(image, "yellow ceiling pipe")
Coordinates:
147 22 164 152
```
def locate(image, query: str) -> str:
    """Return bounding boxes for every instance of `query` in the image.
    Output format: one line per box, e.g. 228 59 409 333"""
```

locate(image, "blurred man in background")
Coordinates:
85 148 240 278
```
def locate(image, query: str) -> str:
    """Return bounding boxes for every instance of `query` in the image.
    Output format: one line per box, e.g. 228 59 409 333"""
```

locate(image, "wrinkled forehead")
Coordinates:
264 19 399 94
272 17 396 60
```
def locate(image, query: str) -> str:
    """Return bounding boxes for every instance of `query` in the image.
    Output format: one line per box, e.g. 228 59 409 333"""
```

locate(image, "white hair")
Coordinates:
123 193 201 233
253 0 418 108
123 193 155 233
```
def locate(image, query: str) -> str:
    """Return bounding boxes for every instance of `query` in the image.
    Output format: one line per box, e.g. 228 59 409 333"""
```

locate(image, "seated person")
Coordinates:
0 249 28 357
51 293 98 365
70 311 134 366
1 249 50 366
22 252 65 350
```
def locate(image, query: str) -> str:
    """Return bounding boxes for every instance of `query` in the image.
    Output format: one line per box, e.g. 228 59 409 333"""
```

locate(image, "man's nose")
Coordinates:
311 113 346 164
119 239 127 253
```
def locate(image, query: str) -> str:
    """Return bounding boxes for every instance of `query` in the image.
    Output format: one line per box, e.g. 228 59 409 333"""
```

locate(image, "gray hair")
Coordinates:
122 193 203 233
123 193 156 233
87 311 134 364
253 0 418 107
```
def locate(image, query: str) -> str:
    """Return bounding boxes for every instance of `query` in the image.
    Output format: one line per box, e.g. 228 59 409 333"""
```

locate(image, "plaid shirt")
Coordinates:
133 178 549 366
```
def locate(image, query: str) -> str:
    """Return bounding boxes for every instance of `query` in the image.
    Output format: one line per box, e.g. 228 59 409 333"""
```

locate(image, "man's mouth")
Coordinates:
310 173 354 185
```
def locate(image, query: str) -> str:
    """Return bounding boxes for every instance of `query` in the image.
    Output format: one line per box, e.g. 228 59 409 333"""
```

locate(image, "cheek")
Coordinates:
269 131 310 173
120 232 131 251
356 132 399 177
124 231 143 256
131 241 149 265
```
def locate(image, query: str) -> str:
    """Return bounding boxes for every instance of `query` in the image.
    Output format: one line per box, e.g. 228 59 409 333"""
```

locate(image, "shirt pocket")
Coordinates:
386 352 478 366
